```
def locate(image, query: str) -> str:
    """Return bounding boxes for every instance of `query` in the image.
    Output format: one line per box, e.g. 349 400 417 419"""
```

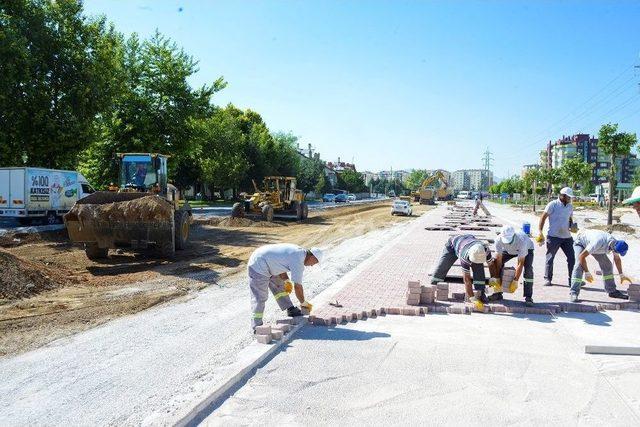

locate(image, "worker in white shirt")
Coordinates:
570 230 630 302
491 225 535 307
537 187 576 287
247 244 324 329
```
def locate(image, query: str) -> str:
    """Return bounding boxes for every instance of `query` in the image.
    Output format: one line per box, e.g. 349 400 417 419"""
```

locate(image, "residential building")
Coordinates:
361 171 376 186
451 169 493 191
544 133 638 185
326 157 356 173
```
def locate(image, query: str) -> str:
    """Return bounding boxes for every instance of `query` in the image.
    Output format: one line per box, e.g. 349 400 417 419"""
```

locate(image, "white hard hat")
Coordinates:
500 225 515 244
309 247 324 264
622 186 640 205
467 243 487 264
559 187 574 198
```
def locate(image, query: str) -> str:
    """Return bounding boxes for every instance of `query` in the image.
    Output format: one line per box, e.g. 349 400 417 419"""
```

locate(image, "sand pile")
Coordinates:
66 195 173 224
0 249 75 300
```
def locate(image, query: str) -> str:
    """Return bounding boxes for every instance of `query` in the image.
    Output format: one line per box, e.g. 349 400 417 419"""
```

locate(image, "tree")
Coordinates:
405 169 429 191
633 166 640 187
560 157 593 189
540 167 562 195
78 31 224 187
267 131 301 178
1 0 125 168
338 169 367 193
598 123 638 225
297 156 324 195
193 109 248 197
314 173 331 196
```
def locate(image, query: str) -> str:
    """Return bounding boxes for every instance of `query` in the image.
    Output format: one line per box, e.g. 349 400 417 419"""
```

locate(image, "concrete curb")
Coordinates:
170 210 418 426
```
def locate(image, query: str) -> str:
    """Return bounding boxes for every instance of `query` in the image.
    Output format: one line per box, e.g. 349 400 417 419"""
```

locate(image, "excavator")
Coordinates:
64 153 191 259
412 170 452 205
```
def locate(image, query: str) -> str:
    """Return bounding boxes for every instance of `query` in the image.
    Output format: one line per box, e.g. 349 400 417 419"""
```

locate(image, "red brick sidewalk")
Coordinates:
310 203 640 325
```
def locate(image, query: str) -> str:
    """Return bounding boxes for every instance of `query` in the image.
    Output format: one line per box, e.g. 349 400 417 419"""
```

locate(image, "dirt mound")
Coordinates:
0 249 75 300
66 195 173 224
206 216 283 228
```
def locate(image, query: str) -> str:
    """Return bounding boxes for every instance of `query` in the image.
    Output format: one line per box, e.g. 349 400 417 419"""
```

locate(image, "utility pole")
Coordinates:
481 148 494 191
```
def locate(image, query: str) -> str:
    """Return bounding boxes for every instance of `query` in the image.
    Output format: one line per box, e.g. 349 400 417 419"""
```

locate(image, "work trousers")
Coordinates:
500 249 534 298
431 238 486 291
249 266 293 328
544 236 575 285
570 244 618 295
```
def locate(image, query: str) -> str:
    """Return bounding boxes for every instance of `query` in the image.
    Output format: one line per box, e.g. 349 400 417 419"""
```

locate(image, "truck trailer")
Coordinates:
0 167 95 225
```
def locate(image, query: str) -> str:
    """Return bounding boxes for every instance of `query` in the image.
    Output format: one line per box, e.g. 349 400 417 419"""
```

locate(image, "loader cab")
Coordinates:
118 153 168 196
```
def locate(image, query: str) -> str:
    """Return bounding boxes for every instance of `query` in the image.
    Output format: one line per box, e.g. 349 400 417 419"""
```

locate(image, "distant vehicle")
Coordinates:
347 193 356 201
0 167 95 225
335 193 348 203
391 200 412 216
323 193 336 202
388 190 396 197
589 193 599 203
457 191 472 199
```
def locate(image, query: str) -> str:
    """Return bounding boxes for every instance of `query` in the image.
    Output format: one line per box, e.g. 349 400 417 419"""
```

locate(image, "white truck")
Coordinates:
0 167 95 225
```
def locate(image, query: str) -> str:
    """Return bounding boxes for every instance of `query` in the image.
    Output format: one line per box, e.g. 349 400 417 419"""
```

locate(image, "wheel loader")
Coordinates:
231 176 309 221
64 153 192 259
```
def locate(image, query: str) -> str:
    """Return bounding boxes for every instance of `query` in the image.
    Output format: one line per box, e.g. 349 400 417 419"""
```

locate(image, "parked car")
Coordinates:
347 193 356 201
391 200 412 216
323 193 336 202
335 193 348 203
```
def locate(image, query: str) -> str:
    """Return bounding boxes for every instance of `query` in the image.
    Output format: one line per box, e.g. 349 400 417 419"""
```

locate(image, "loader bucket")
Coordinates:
64 192 175 254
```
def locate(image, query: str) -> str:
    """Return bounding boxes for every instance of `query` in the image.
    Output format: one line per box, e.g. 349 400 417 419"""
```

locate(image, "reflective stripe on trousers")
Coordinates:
249 266 294 328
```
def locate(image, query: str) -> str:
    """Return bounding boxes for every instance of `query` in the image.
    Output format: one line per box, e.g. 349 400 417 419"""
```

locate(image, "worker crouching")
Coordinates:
431 234 498 311
248 244 323 330
491 226 535 307
570 230 630 302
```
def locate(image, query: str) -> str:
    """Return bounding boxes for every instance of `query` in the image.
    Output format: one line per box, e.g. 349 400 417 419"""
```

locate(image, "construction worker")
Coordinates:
491 225 535 307
537 187 576 287
248 244 323 330
622 186 640 217
570 230 630 302
431 234 499 311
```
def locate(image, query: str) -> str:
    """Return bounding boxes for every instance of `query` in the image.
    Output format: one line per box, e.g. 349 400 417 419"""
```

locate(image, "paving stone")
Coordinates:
255 334 272 344
271 330 284 340
273 324 292 333
254 325 271 335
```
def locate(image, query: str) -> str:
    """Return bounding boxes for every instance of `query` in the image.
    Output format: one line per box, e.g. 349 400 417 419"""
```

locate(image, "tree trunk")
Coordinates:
607 153 615 226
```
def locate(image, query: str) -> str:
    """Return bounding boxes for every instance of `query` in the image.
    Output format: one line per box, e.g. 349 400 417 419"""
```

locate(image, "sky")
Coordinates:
83 0 640 178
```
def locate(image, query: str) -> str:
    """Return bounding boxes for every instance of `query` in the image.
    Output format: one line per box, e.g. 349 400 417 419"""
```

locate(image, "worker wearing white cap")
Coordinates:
622 186 640 217
491 225 535 306
247 243 323 329
431 234 499 311
537 187 576 287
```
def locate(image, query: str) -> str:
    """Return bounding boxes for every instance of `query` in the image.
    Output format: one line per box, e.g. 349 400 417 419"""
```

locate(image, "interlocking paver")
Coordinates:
311 204 640 325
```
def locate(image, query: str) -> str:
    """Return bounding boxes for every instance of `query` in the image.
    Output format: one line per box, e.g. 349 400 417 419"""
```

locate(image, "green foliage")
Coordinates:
337 169 367 193
405 169 429 191
193 109 248 194
540 167 563 194
1 0 125 168
314 173 331 196
559 157 593 189
298 156 325 194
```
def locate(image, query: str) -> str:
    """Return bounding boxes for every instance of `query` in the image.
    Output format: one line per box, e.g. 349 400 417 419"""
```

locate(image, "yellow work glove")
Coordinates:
283 280 294 294
488 277 502 292
301 301 313 313
508 280 518 293
536 233 545 245
469 296 484 312
584 272 594 283
570 223 578 233
620 275 633 285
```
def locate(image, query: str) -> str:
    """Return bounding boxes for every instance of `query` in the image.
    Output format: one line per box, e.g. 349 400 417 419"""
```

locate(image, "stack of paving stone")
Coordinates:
406 280 421 306
436 283 449 301
254 319 295 344
628 284 640 302
500 267 516 292
420 285 435 304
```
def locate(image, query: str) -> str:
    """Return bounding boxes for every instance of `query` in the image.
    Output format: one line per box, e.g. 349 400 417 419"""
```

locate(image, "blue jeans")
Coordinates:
544 236 575 285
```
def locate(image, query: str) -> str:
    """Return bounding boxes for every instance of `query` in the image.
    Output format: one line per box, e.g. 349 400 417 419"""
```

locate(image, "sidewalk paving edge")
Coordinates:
170 210 424 426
